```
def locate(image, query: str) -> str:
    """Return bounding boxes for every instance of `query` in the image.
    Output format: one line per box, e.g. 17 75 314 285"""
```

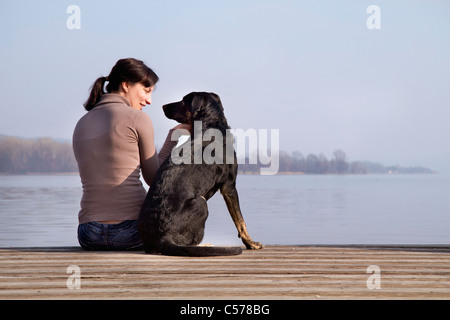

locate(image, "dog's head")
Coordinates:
162 92 225 125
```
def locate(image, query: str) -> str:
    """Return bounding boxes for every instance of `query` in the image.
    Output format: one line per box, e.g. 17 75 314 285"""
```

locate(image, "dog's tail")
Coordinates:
157 240 242 257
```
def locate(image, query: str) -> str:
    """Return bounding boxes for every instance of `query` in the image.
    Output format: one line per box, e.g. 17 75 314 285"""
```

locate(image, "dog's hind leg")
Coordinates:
170 196 209 246
221 186 263 250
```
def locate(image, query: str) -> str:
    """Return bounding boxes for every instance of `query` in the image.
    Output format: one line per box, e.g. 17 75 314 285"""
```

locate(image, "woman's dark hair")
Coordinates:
83 58 159 111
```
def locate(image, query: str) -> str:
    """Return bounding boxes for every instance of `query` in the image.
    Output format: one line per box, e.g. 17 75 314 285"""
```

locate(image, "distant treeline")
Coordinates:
0 136 434 174
239 149 435 175
0 136 77 173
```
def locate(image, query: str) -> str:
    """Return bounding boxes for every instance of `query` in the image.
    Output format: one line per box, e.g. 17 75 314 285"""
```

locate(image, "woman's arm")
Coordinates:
158 123 192 164
137 112 159 186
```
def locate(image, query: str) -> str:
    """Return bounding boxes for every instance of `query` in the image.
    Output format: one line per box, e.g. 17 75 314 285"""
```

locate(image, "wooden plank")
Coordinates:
0 245 449 299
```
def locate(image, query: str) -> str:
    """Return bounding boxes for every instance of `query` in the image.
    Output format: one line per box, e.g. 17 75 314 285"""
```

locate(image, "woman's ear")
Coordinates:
121 81 129 93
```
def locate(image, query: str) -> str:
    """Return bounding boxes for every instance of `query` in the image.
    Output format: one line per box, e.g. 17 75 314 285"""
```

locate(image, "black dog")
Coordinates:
138 92 263 256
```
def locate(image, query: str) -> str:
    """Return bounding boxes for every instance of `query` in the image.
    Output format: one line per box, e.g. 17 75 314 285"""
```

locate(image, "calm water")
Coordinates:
0 174 449 247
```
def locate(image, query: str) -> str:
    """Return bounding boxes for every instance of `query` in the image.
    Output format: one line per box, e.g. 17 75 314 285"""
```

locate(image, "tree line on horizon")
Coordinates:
0 136 78 173
0 135 434 174
240 149 434 174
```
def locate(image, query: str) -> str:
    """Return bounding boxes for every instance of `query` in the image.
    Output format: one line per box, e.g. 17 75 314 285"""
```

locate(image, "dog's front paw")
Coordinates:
243 239 264 250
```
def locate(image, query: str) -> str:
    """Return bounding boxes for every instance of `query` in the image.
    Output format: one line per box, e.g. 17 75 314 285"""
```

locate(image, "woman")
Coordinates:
73 58 187 250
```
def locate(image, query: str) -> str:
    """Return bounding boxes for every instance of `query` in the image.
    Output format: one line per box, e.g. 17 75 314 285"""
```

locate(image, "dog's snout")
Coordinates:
162 103 174 119
162 101 191 124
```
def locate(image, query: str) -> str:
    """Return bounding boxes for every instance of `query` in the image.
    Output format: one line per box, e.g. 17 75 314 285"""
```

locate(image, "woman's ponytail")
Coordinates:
83 76 108 111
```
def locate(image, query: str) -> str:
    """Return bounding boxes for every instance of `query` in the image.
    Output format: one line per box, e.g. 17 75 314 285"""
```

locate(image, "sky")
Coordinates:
1 0 449 172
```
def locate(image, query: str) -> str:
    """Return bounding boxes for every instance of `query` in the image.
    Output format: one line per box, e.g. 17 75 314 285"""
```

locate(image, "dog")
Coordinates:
138 92 263 256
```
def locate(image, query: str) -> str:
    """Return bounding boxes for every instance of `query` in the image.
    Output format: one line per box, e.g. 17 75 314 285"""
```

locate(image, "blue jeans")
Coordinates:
77 220 143 251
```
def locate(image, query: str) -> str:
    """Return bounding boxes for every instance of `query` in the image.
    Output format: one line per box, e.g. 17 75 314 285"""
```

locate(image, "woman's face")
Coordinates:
121 82 153 111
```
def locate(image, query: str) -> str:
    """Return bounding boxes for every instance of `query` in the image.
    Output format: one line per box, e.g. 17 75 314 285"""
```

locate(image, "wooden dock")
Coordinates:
1 245 449 300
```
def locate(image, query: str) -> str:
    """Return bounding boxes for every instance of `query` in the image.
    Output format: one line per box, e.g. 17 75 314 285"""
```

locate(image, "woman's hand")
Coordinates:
172 123 192 134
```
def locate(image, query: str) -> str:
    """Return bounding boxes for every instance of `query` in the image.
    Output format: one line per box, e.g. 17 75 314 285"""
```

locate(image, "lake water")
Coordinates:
0 174 449 247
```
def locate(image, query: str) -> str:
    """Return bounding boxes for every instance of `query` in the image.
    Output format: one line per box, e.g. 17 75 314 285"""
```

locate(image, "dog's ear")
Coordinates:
209 93 224 111
191 94 207 118
190 92 225 120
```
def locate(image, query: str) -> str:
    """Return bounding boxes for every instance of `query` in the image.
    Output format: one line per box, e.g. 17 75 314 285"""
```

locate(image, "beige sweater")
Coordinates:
73 93 175 224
